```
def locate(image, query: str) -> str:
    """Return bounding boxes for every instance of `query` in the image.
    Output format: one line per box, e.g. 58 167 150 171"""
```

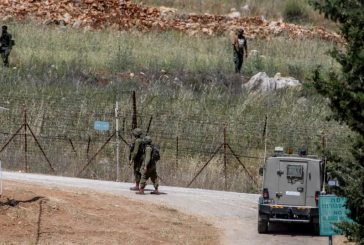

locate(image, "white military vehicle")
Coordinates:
258 147 325 234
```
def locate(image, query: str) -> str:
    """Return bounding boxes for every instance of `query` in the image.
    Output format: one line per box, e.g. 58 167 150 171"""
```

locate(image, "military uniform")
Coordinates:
232 29 248 74
130 138 144 183
129 128 144 190
136 136 159 195
0 27 12 67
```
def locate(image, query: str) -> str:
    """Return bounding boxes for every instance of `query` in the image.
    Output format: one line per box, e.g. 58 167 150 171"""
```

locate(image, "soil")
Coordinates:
334 236 354 245
0 180 220 245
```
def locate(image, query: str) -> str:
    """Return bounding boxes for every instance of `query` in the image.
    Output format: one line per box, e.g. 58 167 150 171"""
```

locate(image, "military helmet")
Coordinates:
2 25 7 30
144 136 152 144
132 128 143 137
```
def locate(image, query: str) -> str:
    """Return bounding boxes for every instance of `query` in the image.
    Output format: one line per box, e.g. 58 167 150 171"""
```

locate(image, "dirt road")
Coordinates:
2 171 328 245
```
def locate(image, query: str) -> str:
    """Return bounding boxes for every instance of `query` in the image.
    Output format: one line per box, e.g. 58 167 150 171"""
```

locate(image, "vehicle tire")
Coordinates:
312 217 320 235
258 221 268 234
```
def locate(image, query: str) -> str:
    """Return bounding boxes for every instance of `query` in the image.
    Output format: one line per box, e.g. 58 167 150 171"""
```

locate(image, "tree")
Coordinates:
309 0 364 243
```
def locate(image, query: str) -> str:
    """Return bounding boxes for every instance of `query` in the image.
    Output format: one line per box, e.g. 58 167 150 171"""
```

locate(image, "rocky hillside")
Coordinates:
0 0 343 43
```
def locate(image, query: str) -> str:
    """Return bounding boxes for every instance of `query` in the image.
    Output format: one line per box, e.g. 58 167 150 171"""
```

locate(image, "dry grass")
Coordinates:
135 0 338 31
6 22 337 79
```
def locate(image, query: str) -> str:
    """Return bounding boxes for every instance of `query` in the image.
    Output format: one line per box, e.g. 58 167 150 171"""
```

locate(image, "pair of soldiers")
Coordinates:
0 25 12 67
129 128 159 195
232 28 248 74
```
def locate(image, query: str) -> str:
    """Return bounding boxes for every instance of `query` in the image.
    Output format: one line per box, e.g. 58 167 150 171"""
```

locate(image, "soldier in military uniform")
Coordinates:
232 28 248 74
0 26 12 67
136 136 159 195
129 128 145 191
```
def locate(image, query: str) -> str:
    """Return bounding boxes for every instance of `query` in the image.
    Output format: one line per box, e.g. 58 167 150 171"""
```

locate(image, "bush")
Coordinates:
283 0 309 23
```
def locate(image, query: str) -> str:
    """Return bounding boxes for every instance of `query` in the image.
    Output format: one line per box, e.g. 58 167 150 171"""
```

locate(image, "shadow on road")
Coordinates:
268 223 318 237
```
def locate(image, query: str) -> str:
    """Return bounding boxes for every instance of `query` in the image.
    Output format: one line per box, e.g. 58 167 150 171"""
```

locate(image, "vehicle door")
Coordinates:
277 161 307 206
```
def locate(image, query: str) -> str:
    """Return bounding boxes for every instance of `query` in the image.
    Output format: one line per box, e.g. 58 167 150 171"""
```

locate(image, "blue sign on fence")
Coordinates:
94 121 109 131
319 195 352 236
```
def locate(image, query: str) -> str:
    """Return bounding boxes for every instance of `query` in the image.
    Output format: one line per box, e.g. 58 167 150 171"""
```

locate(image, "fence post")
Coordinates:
24 104 28 173
176 137 179 169
263 113 268 166
146 116 153 135
132 91 137 129
224 123 227 191
87 136 91 156
116 101 120 182
322 131 326 149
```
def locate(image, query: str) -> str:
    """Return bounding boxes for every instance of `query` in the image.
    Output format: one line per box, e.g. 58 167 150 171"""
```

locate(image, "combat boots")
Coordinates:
130 183 139 191
150 188 159 195
135 188 145 195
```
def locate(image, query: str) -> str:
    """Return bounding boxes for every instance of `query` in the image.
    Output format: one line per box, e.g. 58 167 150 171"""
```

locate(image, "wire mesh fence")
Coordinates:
0 90 354 193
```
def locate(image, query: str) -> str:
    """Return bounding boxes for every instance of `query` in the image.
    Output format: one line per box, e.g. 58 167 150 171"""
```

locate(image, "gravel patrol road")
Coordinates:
2 171 328 245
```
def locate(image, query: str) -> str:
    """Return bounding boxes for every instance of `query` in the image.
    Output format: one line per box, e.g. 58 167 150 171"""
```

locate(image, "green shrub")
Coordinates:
283 0 309 23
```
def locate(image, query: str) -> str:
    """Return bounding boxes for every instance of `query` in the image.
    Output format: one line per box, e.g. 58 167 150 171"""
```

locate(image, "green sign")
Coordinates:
319 195 351 236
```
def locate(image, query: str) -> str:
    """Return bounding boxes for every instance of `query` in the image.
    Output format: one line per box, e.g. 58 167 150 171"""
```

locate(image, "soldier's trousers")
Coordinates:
133 159 143 183
233 50 244 73
0 47 10 67
140 168 159 189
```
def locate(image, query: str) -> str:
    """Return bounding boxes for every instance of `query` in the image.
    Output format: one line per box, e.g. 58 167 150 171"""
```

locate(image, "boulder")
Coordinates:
249 50 259 56
242 72 301 92
267 21 283 36
241 5 250 11
227 12 241 18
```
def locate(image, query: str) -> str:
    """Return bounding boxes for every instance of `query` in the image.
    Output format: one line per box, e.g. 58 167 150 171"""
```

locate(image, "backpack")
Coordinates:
11 40 15 46
129 139 145 160
151 145 160 162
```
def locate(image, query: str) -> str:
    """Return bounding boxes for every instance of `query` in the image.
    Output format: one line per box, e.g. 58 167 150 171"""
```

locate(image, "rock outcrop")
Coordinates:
243 72 301 92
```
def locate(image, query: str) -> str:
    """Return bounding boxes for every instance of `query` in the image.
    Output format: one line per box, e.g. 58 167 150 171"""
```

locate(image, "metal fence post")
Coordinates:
146 116 153 135
322 131 326 149
176 137 179 169
24 104 28 173
132 91 137 129
224 124 227 191
116 101 120 181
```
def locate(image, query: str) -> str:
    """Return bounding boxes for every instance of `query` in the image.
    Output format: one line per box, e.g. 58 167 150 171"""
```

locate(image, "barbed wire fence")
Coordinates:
0 91 353 193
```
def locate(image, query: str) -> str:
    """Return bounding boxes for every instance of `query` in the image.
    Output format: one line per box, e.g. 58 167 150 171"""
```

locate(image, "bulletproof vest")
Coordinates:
129 138 145 160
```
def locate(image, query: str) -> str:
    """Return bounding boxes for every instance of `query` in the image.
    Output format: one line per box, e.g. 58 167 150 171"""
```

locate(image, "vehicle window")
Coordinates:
287 165 303 178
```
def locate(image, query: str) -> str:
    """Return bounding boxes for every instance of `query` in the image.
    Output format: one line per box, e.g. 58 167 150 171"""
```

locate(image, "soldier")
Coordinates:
232 28 248 74
136 136 159 195
129 128 145 191
0 26 12 67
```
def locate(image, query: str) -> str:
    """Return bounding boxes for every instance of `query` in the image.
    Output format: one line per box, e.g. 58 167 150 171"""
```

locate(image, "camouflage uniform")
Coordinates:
136 136 159 195
129 128 144 190
0 26 12 67
232 29 248 74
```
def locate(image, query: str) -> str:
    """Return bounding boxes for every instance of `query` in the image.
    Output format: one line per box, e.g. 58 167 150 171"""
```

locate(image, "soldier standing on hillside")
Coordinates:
232 28 248 74
129 128 145 191
136 136 159 195
0 26 13 67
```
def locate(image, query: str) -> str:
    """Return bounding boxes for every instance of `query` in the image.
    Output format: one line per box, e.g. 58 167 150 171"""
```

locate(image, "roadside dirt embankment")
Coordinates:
0 180 220 244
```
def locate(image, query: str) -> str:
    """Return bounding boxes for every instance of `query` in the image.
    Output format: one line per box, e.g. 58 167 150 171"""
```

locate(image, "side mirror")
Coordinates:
259 168 264 176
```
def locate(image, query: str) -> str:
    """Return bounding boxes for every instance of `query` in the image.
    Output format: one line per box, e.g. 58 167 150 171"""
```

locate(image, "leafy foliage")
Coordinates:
309 0 364 243
283 0 309 23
